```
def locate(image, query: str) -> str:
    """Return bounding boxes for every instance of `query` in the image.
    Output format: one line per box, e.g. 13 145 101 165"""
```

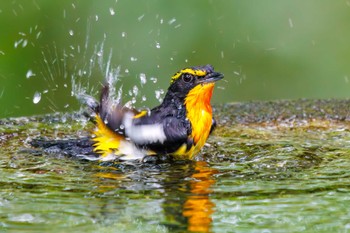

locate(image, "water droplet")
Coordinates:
141 96 147 102
109 8 115 15
130 57 138 62
168 18 176 25
33 91 41 104
288 18 294 28
121 32 127 37
139 73 147 85
14 39 23 48
138 14 145 21
95 15 99 21
150 77 157 83
69 30 74 36
22 40 28 48
125 69 129 73
36 31 42 39
132 85 139 96
155 89 164 102
131 97 136 104
155 42 161 49
26 70 35 79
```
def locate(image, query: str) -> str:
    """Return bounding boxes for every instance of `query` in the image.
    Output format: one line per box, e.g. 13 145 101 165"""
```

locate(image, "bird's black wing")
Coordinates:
128 115 192 154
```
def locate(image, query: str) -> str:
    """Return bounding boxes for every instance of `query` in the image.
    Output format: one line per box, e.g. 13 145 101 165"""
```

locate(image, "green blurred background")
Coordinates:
1 0 350 118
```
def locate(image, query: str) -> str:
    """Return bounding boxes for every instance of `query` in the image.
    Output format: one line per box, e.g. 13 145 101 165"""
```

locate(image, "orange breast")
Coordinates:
184 83 215 158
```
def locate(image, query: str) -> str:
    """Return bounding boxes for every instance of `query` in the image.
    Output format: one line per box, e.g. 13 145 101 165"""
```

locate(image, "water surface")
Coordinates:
1 106 350 232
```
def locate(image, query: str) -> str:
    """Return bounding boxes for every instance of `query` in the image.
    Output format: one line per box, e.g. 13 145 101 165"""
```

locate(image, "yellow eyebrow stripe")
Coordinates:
171 68 207 83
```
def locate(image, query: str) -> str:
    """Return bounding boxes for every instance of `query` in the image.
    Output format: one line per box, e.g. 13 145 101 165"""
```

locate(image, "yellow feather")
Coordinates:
92 115 124 158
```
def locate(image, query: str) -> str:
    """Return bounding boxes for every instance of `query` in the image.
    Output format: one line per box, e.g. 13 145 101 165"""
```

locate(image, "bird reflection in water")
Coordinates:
182 161 217 232
91 160 217 232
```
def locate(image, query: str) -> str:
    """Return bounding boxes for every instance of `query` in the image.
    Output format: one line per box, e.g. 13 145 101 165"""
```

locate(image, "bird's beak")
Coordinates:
198 72 224 84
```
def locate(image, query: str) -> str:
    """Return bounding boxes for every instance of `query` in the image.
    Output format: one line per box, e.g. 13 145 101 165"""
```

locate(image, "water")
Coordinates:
1 105 350 232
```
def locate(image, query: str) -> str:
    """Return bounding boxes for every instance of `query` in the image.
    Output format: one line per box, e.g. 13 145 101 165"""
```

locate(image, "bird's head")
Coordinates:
167 64 224 99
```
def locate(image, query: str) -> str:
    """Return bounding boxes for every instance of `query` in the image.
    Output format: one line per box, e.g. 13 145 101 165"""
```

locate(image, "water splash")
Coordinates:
20 4 185 116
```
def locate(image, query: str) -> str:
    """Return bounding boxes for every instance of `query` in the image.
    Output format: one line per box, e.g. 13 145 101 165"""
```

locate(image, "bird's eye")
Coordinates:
182 74 193 83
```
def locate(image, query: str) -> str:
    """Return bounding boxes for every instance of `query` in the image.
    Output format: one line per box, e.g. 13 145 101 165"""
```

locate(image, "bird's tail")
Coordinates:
80 84 144 161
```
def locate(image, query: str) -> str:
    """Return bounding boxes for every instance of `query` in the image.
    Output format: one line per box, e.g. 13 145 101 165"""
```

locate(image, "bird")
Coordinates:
84 64 223 161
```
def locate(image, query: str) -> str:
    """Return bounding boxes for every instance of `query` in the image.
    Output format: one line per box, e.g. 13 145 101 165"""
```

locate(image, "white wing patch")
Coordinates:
123 112 166 144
